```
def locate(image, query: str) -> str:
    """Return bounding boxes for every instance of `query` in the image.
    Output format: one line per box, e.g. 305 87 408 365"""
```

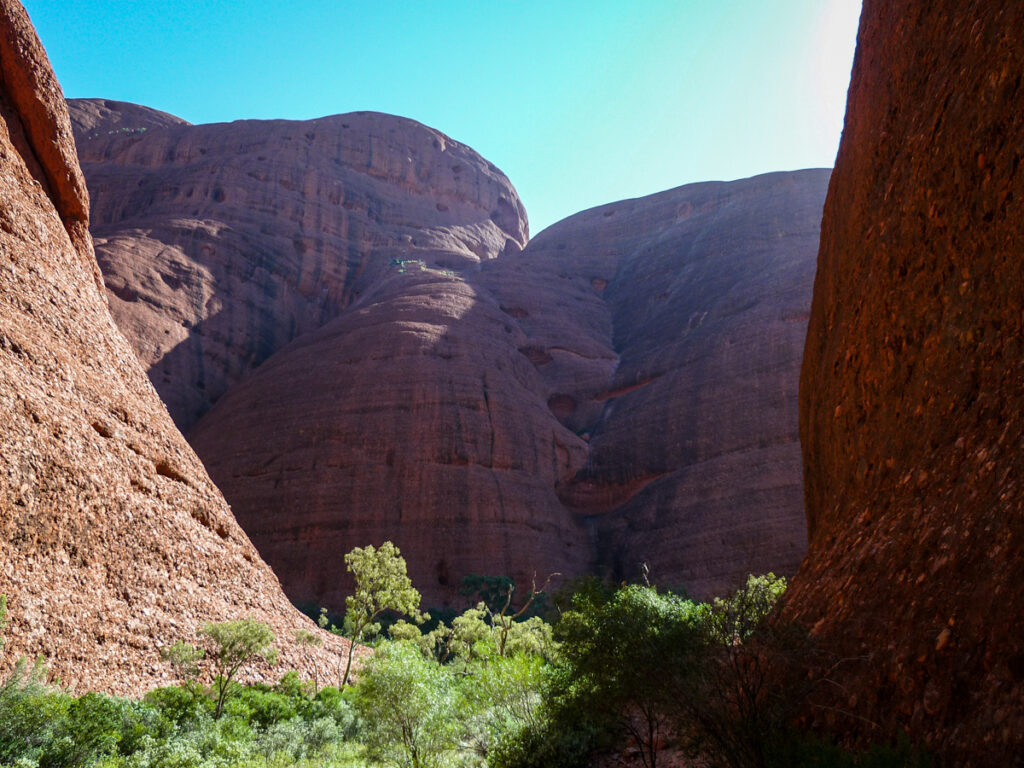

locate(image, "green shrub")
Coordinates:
354 641 456 768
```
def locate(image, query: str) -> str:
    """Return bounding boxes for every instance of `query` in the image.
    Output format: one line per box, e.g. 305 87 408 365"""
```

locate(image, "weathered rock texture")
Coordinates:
190 169 825 609
789 1 1024 763
478 170 828 598
0 0 346 695
78 88 826 609
70 98 526 430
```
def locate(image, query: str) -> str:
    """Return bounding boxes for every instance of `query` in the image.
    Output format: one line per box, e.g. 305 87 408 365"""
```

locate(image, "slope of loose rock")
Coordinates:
0 0 345 695
788 1 1024 763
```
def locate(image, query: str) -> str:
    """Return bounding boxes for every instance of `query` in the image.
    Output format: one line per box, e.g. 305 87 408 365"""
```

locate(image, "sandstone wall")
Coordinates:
789 1 1024 763
0 0 345 695
70 106 826 611
479 170 827 596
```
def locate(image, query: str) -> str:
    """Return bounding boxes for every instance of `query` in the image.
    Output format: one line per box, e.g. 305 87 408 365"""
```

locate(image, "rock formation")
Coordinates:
76 84 827 611
190 170 826 609
69 98 526 430
0 0 344 695
478 170 828 598
788 1 1024 763
68 83 829 611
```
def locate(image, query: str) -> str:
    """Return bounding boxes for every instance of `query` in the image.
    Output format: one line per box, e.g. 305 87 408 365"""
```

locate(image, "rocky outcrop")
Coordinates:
186 170 826 609
479 170 828 597
69 99 526 430
0 0 344 695
70 100 826 611
788 1 1024 763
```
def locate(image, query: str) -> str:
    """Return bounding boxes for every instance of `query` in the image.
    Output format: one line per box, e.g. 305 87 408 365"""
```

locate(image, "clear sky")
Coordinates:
23 0 862 235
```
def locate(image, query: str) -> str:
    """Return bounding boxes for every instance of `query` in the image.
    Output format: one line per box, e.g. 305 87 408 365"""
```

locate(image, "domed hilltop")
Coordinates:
786 0 1024 763
0 0 344 694
70 95 827 609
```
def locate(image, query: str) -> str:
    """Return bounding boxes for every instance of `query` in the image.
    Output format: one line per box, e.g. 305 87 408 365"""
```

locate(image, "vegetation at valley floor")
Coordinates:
0 546 929 768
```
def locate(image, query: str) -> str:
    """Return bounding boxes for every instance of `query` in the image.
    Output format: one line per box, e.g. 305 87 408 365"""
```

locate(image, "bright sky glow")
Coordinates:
23 0 861 235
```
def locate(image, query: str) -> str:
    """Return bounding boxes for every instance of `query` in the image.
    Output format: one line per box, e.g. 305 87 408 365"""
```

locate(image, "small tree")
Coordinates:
0 594 7 656
679 573 815 768
487 573 557 657
159 640 205 702
198 619 277 718
556 583 708 768
294 628 323 694
354 641 455 768
340 541 424 687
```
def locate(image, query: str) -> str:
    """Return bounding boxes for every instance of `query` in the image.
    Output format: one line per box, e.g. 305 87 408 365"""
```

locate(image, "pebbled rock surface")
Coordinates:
788 1 1024 763
69 98 526 430
0 0 346 696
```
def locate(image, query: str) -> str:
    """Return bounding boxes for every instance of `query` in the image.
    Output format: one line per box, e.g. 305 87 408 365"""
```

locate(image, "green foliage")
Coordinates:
197 619 277 719
458 575 516 615
341 541 424 687
0 571 931 768
0 594 7 655
454 652 547 763
143 684 214 729
708 572 788 645
354 641 456 768
553 583 709 768
159 642 205 682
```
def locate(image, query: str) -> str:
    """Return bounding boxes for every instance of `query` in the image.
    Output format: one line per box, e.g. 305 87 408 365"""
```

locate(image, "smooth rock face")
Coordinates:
69 99 527 429
789 1 1024 763
186 169 826 609
0 1 344 695
479 171 827 597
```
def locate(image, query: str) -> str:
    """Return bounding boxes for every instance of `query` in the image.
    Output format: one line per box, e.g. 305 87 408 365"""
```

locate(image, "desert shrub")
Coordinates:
678 574 818 768
144 685 215 731
453 651 547 763
0 665 70 767
197 619 277 719
354 641 456 768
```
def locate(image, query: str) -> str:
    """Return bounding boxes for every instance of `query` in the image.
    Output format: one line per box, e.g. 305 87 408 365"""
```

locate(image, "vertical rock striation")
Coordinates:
0 0 343 695
789 1 1024 762
69 99 527 430
181 170 827 609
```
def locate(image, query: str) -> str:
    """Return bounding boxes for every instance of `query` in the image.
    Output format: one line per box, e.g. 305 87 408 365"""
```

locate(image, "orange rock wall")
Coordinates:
789 1 1024 763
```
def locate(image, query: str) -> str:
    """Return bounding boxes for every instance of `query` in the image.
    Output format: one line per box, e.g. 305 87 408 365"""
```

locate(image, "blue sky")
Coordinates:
23 0 861 235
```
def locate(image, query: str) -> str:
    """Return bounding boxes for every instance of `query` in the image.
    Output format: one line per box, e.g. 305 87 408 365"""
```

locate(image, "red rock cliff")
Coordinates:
0 0 344 695
145 167 826 610
789 1 1024 762
69 99 527 431
69 108 825 611
479 170 827 597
